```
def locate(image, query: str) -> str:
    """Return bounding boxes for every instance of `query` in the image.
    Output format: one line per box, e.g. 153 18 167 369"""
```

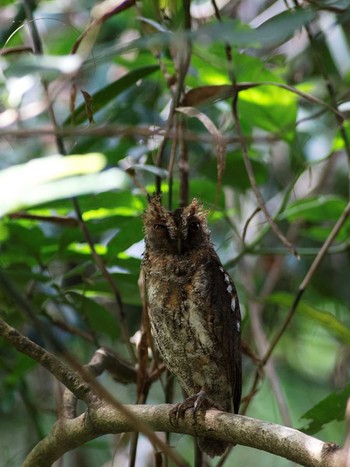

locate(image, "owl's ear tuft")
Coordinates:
144 193 165 218
147 192 162 205
185 198 208 220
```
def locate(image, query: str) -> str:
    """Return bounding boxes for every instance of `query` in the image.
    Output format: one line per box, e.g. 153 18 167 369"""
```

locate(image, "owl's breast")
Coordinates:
143 254 232 407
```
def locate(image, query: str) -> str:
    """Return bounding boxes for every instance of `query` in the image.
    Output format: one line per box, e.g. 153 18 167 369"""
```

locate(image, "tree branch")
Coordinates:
23 403 343 467
0 318 93 404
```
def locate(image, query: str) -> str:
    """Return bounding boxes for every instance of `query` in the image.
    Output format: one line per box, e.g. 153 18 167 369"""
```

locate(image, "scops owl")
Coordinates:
142 195 242 457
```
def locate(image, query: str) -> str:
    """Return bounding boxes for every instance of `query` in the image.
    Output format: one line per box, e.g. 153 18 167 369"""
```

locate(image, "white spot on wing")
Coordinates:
231 296 236 312
227 284 233 294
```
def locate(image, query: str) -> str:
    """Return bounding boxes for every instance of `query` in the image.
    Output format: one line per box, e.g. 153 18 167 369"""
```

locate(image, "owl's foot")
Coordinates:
170 390 223 426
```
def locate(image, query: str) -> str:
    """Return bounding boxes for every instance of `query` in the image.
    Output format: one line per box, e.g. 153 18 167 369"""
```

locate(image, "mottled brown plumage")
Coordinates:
142 195 242 457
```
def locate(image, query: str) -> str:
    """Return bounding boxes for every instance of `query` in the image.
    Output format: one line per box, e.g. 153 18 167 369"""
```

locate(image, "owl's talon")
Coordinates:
169 391 223 426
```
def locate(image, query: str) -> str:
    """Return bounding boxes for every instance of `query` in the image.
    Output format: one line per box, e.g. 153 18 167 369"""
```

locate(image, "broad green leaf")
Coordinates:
4 54 83 79
200 150 268 191
1 224 48 263
0 154 128 216
269 292 350 346
0 222 8 241
299 383 350 434
255 9 315 46
107 217 143 257
333 121 350 151
83 9 315 72
36 191 145 217
5 353 37 386
66 65 159 125
65 274 141 306
190 47 286 88
279 196 347 222
149 179 226 208
196 9 315 48
111 274 142 306
68 292 119 340
238 84 297 140
300 225 350 243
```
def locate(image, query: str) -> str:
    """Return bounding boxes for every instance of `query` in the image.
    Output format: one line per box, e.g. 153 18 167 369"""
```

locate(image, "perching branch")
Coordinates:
23 402 343 467
2 315 344 467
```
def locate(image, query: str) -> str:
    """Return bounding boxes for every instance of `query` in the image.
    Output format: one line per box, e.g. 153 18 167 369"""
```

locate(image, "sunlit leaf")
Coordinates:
4 54 83 79
0 154 128 215
238 84 297 139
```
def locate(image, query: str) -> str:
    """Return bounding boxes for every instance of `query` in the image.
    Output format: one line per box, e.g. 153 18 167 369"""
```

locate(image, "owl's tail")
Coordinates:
197 437 231 457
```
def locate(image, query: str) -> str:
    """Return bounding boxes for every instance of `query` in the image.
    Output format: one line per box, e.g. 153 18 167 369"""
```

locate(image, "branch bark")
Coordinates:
23 403 343 467
1 314 345 467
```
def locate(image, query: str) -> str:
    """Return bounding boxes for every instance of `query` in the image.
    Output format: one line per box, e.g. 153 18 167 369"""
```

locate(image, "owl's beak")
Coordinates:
177 237 183 254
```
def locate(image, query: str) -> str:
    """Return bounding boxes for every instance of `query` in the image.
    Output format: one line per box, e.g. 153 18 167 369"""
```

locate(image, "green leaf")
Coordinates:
255 9 315 46
5 353 37 386
65 272 141 306
66 65 159 125
269 292 350 346
279 196 347 222
4 54 83 80
299 383 350 434
107 217 143 257
0 154 128 215
68 292 119 340
200 150 268 191
190 47 286 88
238 84 297 140
196 9 315 48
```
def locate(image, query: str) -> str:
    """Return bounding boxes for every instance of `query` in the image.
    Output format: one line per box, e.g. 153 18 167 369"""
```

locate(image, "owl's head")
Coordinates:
143 194 210 254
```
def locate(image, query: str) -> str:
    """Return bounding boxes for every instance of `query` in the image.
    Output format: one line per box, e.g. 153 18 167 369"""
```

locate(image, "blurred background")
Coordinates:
1 0 350 465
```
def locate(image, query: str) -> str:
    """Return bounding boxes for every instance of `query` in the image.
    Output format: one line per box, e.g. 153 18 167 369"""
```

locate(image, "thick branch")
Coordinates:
24 403 342 467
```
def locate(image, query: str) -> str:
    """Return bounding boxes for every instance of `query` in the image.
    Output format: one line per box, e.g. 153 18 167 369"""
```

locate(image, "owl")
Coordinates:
142 194 242 457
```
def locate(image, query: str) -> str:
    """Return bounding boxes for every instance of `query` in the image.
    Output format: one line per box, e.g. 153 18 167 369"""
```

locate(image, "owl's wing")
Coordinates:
207 252 242 414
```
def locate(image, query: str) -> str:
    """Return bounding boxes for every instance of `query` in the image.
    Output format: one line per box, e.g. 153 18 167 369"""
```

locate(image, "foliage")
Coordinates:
1 0 350 465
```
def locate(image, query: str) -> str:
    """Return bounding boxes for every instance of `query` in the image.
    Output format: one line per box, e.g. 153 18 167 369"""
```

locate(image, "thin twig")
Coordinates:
155 4 192 195
242 207 261 245
236 81 345 122
9 212 78 227
232 91 298 257
71 198 136 362
0 124 281 143
22 5 136 362
262 200 350 367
